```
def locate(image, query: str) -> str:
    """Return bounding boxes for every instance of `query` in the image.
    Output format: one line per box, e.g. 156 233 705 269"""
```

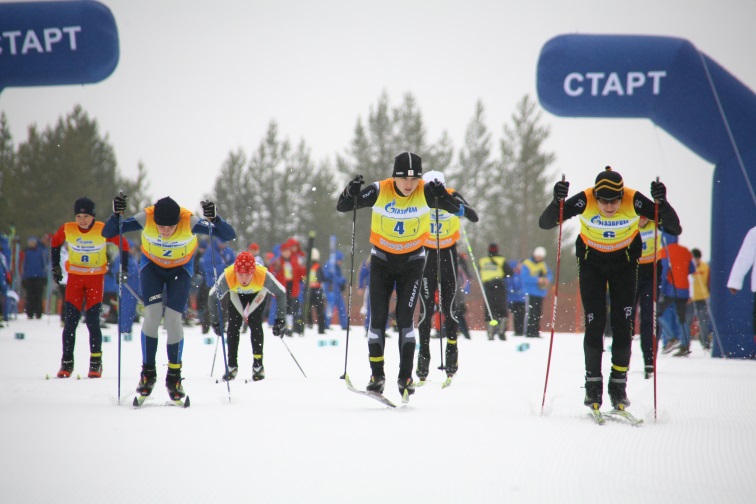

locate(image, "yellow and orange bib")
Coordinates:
141 206 197 268
579 189 640 253
370 179 431 254
64 221 108 275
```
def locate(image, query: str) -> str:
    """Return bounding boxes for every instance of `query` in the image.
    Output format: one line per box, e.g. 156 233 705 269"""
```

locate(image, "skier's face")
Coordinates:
597 197 621 217
157 224 177 239
75 213 94 229
394 177 421 196
237 272 253 286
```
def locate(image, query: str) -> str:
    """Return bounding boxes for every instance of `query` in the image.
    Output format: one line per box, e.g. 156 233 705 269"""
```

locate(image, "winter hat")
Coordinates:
488 243 499 254
311 248 320 262
234 251 256 275
533 246 547 259
393 152 422 178
594 166 624 200
422 170 445 185
248 242 260 253
74 197 95 217
153 197 181 226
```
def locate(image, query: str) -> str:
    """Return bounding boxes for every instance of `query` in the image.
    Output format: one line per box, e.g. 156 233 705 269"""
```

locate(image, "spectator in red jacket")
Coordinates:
268 238 306 335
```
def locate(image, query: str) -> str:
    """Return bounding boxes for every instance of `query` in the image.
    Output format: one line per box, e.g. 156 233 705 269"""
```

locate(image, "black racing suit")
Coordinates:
337 180 476 382
539 189 681 388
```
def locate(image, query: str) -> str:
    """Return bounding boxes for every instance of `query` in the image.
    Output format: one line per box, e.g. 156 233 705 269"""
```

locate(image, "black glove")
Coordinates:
553 180 569 202
113 193 127 214
273 318 286 337
650 180 666 202
52 265 63 285
201 201 217 220
427 179 448 199
345 175 364 197
212 323 221 336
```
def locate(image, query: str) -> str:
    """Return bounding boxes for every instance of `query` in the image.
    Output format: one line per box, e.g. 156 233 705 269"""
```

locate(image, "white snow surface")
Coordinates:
2 316 756 503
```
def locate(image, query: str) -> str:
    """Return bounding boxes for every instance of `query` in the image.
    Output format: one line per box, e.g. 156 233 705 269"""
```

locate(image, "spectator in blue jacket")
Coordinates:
323 249 348 330
201 238 235 332
520 247 553 338
21 236 49 319
506 259 526 336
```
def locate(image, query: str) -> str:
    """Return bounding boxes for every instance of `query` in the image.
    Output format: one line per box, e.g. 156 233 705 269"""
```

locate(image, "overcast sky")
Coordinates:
2 0 755 258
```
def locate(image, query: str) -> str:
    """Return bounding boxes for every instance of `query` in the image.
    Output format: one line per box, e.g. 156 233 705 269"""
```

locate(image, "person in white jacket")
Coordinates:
727 225 756 339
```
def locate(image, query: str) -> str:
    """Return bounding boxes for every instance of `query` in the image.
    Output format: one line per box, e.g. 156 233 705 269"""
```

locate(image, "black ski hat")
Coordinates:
488 243 499 254
392 152 422 178
153 197 181 226
74 197 95 217
594 166 624 200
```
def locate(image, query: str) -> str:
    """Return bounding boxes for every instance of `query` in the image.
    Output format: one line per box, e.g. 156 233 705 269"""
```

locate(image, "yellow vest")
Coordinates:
579 189 640 253
141 206 197 268
638 220 663 264
691 261 710 301
224 263 267 294
370 178 431 254
479 256 507 282
423 188 461 249
64 221 108 275
522 258 548 277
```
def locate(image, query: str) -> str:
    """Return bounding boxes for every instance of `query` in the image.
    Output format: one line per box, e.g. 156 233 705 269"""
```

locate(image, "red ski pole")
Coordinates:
541 175 565 414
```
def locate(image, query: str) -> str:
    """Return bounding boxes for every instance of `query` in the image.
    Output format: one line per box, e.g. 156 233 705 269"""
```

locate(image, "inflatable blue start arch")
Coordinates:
537 34 756 359
0 0 118 92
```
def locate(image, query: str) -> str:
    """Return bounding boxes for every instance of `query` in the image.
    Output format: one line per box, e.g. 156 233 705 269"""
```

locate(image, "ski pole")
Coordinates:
207 220 231 402
341 193 359 380
459 225 496 328
652 177 659 420
541 175 565 415
434 201 445 370
278 335 307 377
117 196 123 405
210 331 220 377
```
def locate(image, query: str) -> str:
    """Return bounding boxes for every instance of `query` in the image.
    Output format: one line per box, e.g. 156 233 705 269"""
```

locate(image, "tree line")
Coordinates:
0 93 576 282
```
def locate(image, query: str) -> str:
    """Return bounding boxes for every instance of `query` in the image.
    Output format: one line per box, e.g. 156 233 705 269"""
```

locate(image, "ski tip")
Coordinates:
184 396 191 408
132 396 139 407
45 374 49 380
76 374 81 380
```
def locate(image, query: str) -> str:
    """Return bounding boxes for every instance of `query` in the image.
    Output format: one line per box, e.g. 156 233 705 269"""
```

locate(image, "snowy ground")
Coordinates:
1 315 755 504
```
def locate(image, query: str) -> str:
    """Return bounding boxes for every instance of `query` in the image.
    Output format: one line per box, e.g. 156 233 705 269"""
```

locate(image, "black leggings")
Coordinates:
418 246 459 347
578 256 638 379
368 253 424 380
61 301 102 361
226 293 266 368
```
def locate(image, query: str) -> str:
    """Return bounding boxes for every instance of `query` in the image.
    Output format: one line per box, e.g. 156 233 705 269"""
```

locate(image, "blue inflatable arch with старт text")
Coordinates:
537 34 756 358
0 0 119 93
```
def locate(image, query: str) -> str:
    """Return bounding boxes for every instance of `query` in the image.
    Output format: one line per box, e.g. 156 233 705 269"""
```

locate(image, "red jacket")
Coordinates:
269 255 305 297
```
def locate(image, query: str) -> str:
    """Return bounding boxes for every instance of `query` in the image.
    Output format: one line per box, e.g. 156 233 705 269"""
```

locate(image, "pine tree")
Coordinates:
496 95 559 262
0 113 16 233
454 100 496 257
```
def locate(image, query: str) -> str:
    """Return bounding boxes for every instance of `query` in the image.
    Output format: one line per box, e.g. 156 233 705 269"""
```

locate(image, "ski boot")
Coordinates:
166 365 185 401
445 341 459 377
608 373 630 409
487 324 496 341
416 349 430 382
497 320 507 340
136 365 157 396
366 375 385 394
88 355 103 378
398 377 415 397
583 376 603 408
57 360 74 378
644 365 654 380
222 366 238 382
252 360 265 382
672 345 691 357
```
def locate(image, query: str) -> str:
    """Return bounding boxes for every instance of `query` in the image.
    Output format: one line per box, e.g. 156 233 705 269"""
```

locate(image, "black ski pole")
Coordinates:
341 195 359 380
117 194 123 405
207 220 231 402
434 201 445 370
652 176 660 420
